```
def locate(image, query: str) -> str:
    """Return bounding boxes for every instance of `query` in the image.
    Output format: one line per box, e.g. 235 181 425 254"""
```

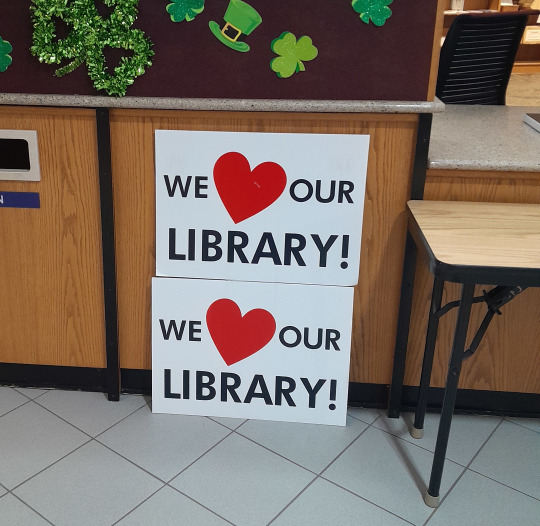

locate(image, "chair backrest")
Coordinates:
436 12 529 105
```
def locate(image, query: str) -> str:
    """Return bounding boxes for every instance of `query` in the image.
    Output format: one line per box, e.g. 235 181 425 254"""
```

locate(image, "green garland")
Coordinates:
30 0 154 97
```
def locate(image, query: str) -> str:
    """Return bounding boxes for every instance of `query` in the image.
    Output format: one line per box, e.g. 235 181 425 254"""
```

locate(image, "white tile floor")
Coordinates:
0 386 539 526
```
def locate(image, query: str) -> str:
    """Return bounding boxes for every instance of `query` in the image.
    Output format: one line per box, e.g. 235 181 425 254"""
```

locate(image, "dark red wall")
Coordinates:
0 1 438 100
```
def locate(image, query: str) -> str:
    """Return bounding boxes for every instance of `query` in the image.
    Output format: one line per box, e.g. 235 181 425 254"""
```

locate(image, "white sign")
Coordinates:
155 130 369 286
152 277 354 426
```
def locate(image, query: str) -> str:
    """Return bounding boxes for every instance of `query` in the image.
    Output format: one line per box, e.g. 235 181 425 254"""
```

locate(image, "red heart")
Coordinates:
206 299 276 366
213 152 287 224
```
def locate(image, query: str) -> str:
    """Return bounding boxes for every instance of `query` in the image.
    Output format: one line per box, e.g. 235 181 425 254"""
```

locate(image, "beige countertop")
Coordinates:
0 93 444 114
428 105 540 173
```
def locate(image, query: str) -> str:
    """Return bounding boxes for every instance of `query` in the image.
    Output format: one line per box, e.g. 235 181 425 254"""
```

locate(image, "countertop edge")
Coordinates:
0 93 445 114
427 105 540 174
428 160 540 173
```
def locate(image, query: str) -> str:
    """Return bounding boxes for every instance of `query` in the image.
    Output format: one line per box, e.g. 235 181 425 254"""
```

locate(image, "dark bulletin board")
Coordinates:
0 1 439 101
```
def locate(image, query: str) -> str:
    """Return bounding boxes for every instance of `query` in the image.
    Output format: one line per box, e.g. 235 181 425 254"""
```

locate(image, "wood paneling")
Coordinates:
0 107 105 367
109 110 418 380
403 169 540 393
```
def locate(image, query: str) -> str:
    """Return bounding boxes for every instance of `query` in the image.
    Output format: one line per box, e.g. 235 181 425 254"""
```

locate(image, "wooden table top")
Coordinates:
407 200 540 285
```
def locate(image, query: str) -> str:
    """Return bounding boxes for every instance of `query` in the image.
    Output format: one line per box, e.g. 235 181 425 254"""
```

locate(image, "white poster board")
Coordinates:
155 130 369 286
152 277 354 426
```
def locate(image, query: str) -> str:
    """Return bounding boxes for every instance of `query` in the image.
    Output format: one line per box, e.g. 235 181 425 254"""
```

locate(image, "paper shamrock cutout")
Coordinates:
270 32 318 79
352 0 393 26
30 0 154 97
0 36 12 72
166 0 205 22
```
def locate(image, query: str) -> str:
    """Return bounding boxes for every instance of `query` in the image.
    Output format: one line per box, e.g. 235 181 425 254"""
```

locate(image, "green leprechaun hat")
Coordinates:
209 0 262 52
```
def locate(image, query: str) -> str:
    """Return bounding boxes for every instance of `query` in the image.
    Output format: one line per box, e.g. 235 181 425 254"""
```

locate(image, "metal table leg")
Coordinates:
424 282 475 507
411 276 445 439
388 232 418 418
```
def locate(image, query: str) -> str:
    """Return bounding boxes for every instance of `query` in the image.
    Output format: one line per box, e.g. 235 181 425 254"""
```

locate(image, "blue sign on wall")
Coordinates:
0 191 40 209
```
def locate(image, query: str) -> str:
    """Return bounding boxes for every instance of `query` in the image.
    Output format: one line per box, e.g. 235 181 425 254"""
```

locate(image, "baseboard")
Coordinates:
1 363 538 418
348 382 540 418
0 363 106 392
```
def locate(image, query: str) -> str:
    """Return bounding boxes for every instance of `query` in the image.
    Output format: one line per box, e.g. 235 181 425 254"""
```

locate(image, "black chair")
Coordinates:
436 12 530 105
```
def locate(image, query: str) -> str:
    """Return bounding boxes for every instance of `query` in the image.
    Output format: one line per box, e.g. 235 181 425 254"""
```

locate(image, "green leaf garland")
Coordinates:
30 0 154 97
352 0 393 27
0 36 12 72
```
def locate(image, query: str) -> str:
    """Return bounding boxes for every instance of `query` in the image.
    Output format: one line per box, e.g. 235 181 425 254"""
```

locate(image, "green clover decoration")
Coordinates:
166 0 205 22
0 37 13 72
30 0 154 97
270 32 318 79
352 0 393 27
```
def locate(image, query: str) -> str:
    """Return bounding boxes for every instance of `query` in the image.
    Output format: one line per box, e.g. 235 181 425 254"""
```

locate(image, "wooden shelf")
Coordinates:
442 1 540 72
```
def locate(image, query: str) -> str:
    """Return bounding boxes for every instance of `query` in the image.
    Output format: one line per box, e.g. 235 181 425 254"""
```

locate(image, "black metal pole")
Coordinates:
387 113 433 418
412 276 445 437
95 107 120 401
387 231 418 418
425 282 475 507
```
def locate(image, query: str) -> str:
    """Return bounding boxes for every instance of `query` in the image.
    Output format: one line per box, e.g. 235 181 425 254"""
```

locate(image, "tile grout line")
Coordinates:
2 393 162 498
163 427 236 483
9 437 93 493
110 484 166 526
465 468 540 503
503 416 540 435
94 409 239 485
165 484 237 526
12 386 53 401
422 416 505 525
313 419 418 525
159 415 373 526
3 491 56 526
265 475 320 526
372 413 500 470
317 418 375 475
347 409 384 426
157 413 380 525
0 395 34 419
316 476 417 526
92 399 153 440
230 411 384 477
95 439 172 485
162 411 386 525
33 394 151 440
230 428 320 477
9 422 232 526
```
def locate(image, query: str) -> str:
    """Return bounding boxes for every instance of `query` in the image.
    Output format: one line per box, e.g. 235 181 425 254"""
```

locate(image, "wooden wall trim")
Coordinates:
428 168 540 181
